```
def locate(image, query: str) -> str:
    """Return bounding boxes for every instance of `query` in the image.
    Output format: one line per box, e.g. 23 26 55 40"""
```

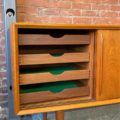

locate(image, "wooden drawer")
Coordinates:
20 81 89 104
19 32 90 45
19 52 89 65
20 69 89 85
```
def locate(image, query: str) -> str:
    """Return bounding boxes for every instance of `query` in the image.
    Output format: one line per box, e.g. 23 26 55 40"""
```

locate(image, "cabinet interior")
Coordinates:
15 27 95 110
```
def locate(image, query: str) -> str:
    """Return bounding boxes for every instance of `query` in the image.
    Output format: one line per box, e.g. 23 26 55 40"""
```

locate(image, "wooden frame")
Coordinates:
11 23 120 115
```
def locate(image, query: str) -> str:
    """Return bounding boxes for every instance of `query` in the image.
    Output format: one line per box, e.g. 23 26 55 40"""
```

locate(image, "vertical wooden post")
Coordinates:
55 111 64 120
43 113 47 120
43 111 64 120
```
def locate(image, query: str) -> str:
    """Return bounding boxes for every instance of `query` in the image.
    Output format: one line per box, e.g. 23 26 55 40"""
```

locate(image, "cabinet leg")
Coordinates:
43 113 47 120
55 111 64 120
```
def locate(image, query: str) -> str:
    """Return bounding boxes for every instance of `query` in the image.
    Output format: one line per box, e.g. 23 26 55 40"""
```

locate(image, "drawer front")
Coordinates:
19 52 89 65
20 86 89 104
20 69 89 85
19 34 90 45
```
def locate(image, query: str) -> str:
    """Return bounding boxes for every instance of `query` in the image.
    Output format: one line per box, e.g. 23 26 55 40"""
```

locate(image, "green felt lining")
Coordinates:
20 65 79 94
20 65 77 75
50 53 64 57
20 81 79 94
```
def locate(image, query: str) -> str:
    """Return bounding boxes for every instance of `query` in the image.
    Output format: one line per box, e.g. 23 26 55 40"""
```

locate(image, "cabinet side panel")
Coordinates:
11 24 20 114
96 30 120 100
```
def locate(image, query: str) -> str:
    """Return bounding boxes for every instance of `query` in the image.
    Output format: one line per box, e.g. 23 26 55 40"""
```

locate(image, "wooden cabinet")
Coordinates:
11 23 120 115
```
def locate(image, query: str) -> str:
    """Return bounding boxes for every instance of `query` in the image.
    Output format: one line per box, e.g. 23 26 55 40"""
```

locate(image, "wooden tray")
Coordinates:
20 85 89 104
19 34 90 45
19 52 89 65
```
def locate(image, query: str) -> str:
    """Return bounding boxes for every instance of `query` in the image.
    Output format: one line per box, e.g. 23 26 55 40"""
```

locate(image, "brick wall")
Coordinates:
17 0 120 24
0 0 7 120
1 0 120 120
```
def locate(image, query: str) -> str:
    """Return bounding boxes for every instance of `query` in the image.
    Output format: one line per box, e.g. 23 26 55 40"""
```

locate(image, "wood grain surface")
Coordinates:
96 30 120 100
19 34 90 45
20 86 89 104
19 53 89 65
20 70 89 85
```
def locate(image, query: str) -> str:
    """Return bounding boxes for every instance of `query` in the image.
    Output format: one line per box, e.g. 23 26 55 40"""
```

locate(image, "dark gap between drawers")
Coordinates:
19 45 89 54
18 28 90 35
19 63 89 73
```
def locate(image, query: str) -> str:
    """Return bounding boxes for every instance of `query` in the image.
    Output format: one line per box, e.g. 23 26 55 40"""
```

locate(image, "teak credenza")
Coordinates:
11 23 120 115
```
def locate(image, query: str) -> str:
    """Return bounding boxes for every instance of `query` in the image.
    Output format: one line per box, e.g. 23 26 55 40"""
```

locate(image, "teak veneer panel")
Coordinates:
96 30 120 100
19 53 89 65
11 24 20 113
14 23 120 30
18 98 120 115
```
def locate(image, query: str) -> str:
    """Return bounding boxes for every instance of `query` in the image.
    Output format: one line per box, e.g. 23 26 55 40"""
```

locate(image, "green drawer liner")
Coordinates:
20 81 79 94
50 53 64 57
20 65 77 75
20 65 80 94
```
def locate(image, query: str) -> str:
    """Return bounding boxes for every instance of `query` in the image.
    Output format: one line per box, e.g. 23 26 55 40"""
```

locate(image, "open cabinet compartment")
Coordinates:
11 24 95 115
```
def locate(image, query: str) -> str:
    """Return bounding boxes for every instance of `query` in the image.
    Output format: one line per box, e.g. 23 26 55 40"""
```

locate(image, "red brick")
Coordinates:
111 5 120 11
0 102 7 109
16 0 24 5
57 0 72 1
41 8 60 16
0 48 2 54
0 6 3 13
0 31 4 38
1 79 7 86
24 15 50 23
17 6 38 15
0 24 4 31
0 55 5 63
25 6 38 15
82 10 99 17
92 18 111 24
0 0 2 4
73 17 92 24
91 0 102 3
111 18 120 24
0 0 9 120
92 4 111 10
1 47 5 54
50 17 72 24
16 13 25 22
49 1 71 9
0 95 7 101
71 0 91 3
91 0 118 4
0 72 6 78
72 3 91 9
16 5 24 13
60 9 81 16
0 87 7 94
0 65 5 71
100 11 118 17
101 0 118 4
0 39 5 47
20 0 49 7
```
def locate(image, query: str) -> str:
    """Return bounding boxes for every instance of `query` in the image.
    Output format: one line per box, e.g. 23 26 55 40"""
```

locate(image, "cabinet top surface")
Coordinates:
13 22 120 30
